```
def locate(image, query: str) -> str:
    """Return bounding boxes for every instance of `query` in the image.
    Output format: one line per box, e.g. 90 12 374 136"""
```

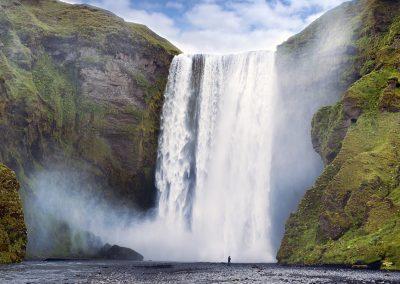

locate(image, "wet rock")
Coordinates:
317 211 350 241
387 77 399 89
99 244 143 261
379 77 400 112
353 259 382 270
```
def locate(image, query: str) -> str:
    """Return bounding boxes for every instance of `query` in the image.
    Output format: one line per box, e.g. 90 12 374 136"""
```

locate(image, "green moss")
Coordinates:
32 54 76 129
5 0 180 55
128 23 180 55
279 113 400 269
346 68 400 114
0 164 26 264
18 0 125 40
0 53 37 101
312 103 345 163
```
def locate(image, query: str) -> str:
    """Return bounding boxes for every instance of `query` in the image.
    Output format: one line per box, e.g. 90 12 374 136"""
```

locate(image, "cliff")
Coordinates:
0 163 26 264
278 0 400 270
0 0 179 257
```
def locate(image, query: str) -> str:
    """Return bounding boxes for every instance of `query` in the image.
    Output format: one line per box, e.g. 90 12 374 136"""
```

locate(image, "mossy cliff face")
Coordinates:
278 0 400 270
0 0 179 257
0 164 26 264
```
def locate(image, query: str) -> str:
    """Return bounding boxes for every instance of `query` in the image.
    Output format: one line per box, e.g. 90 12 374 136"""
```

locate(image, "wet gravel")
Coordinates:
0 260 400 283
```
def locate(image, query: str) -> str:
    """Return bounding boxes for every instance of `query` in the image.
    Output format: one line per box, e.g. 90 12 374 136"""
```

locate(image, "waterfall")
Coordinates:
155 51 276 262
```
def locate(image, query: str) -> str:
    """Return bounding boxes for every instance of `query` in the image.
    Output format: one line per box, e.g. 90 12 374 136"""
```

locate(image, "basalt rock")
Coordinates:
99 244 143 261
379 77 400 112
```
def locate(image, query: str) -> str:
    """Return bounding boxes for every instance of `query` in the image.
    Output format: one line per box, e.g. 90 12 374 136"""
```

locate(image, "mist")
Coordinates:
25 169 142 258
24 169 232 261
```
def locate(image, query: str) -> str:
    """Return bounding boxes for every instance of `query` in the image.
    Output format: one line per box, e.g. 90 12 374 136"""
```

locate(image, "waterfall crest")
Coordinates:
155 51 276 262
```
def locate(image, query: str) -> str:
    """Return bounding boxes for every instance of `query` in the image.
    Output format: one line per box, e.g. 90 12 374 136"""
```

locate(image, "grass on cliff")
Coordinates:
32 54 76 129
0 164 26 264
128 23 180 55
280 111 400 270
8 0 180 54
0 53 36 101
346 68 400 114
281 69 400 269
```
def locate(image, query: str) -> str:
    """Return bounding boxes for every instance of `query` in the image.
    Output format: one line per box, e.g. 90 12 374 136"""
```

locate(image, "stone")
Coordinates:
379 78 400 112
99 244 143 261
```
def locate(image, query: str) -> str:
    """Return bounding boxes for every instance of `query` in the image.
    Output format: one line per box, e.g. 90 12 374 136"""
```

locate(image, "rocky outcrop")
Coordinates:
43 243 144 261
0 163 26 264
278 0 400 270
0 0 179 258
99 244 143 261
379 77 400 112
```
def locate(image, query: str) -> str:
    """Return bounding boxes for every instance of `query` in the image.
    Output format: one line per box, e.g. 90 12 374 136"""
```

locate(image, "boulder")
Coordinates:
99 244 143 261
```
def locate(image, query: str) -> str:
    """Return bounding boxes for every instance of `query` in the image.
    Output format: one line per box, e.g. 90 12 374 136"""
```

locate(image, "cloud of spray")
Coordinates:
25 169 209 261
25 169 142 258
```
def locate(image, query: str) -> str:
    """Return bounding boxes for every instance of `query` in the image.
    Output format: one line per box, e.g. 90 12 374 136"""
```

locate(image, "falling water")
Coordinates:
155 51 276 262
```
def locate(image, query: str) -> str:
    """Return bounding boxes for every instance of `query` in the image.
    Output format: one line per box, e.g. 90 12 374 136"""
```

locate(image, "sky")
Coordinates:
61 0 348 54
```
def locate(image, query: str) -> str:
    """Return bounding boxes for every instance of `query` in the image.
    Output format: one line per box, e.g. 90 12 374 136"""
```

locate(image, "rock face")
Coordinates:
0 0 179 257
0 163 26 264
278 0 400 270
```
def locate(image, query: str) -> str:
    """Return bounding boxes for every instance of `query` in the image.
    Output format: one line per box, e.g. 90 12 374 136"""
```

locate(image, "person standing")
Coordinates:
228 256 231 265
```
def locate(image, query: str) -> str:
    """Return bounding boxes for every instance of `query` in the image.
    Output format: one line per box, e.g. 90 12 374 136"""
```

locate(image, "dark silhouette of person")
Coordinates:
228 256 231 265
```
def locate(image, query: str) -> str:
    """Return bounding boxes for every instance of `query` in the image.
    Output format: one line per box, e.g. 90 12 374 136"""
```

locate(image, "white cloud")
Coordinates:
60 0 348 54
165 1 184 10
186 3 244 32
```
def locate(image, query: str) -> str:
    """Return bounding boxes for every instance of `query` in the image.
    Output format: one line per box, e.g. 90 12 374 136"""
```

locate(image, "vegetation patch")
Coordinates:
0 164 26 264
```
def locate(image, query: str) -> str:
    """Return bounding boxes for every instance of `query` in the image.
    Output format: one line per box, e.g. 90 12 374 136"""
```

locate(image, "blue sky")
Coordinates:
62 0 348 54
